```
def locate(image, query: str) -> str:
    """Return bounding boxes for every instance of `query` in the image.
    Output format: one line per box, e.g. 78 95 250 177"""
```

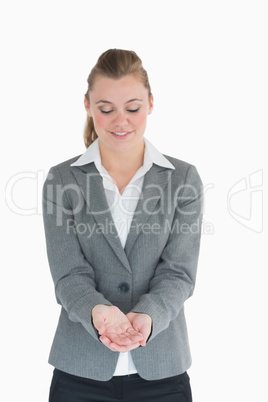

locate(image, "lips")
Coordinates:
112 131 129 136
109 131 133 139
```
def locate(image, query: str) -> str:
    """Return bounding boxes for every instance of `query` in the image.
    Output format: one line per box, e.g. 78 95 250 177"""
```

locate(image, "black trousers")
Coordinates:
49 368 192 402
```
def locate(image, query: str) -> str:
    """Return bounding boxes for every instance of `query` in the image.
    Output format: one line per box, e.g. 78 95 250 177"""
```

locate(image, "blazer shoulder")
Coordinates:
163 154 196 173
163 154 202 187
45 155 84 185
50 155 82 171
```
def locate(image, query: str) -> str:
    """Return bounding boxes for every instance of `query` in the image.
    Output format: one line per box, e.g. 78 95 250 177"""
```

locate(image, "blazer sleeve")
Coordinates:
131 165 203 342
42 165 112 340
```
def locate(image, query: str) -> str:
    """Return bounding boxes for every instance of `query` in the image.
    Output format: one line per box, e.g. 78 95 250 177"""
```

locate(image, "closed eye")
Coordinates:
100 108 140 114
100 109 113 114
127 108 140 113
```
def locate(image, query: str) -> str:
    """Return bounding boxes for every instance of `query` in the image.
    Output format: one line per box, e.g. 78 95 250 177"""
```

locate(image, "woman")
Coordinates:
43 49 203 402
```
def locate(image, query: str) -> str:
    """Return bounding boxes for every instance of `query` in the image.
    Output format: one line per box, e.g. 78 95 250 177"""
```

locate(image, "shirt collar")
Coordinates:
70 137 175 171
71 137 175 192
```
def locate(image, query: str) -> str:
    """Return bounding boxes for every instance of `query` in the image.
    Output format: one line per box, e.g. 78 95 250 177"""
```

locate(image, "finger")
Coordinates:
126 328 144 341
97 324 107 335
140 326 151 343
99 335 111 347
119 322 133 333
139 339 147 347
100 323 131 335
105 341 141 353
100 335 131 350
103 333 134 346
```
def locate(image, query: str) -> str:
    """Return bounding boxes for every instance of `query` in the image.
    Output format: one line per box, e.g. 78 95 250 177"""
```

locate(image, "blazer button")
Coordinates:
118 282 130 293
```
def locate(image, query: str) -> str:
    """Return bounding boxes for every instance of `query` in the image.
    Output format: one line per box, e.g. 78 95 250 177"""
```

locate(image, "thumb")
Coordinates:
92 313 106 334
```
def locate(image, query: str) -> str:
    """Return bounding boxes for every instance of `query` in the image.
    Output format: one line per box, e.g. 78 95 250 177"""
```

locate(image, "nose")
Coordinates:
113 110 128 127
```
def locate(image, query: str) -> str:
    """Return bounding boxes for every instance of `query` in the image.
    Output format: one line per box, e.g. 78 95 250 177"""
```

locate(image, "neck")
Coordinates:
99 139 145 173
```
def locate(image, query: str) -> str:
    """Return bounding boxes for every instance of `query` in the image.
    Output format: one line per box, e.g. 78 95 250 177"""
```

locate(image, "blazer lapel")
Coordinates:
124 165 174 256
70 163 174 272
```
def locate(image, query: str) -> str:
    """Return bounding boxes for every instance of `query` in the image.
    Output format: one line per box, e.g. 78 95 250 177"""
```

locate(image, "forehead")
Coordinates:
90 74 148 102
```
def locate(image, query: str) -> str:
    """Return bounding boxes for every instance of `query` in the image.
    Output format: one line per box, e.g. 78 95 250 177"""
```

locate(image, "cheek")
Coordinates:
93 114 109 128
133 113 148 127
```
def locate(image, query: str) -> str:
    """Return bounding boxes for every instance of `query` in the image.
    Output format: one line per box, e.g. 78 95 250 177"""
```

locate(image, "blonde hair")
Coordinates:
83 49 152 148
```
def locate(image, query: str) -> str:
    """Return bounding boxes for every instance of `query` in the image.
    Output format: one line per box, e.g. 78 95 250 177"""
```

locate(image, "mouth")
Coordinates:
109 131 133 139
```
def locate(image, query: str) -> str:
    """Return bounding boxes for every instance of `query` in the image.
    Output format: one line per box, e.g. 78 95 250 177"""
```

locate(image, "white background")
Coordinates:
1 1 267 400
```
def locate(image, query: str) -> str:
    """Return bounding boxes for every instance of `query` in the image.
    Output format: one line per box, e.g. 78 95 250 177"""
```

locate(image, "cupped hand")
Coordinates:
126 312 152 347
91 305 144 352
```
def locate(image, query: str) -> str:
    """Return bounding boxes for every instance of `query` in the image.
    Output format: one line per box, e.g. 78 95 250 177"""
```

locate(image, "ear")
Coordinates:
148 94 154 115
84 95 91 116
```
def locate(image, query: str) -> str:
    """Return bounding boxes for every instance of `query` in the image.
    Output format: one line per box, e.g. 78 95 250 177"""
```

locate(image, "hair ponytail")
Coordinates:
83 114 98 148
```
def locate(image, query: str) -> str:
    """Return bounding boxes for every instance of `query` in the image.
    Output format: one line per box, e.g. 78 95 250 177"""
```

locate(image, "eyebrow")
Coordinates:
95 98 143 105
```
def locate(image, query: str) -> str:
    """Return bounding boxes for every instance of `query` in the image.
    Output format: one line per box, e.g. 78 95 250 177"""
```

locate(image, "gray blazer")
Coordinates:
42 153 203 381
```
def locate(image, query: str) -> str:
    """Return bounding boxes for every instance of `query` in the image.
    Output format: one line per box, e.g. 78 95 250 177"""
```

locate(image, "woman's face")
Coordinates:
85 74 153 154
